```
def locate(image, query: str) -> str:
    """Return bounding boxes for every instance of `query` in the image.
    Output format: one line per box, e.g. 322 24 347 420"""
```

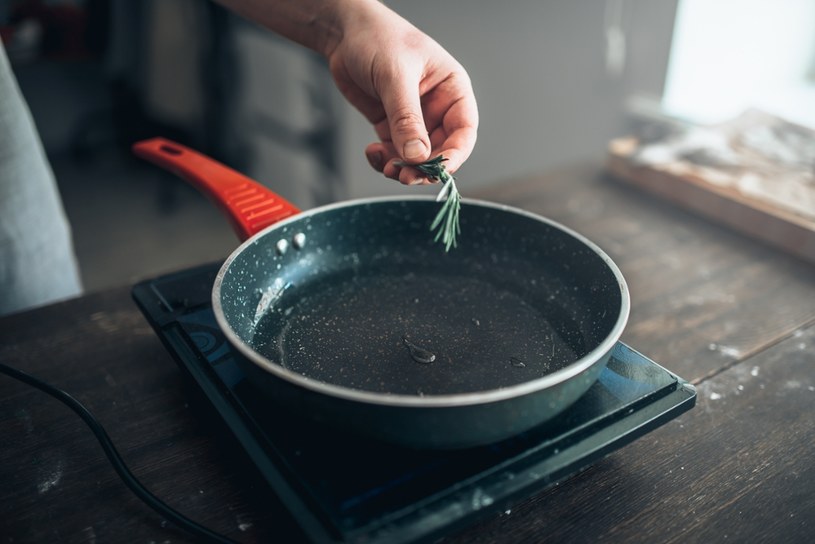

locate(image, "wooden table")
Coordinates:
2 164 814 543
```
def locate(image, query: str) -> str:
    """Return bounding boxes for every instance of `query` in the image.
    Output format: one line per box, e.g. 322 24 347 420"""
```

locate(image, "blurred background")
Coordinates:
2 0 814 293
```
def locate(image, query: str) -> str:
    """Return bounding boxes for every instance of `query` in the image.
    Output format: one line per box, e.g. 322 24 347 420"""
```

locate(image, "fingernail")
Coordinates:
403 139 427 161
367 151 383 171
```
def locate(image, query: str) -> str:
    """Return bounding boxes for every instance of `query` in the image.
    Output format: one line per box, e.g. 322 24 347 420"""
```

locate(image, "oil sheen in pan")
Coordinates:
250 271 585 396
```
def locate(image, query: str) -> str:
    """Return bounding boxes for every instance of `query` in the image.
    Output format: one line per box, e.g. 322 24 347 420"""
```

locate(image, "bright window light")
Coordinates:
662 0 815 128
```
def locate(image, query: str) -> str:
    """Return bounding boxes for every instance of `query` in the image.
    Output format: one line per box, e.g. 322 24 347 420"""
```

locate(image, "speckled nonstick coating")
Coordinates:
135 139 629 449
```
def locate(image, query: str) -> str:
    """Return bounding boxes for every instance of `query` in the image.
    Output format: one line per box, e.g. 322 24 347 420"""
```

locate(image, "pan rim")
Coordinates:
212 195 630 408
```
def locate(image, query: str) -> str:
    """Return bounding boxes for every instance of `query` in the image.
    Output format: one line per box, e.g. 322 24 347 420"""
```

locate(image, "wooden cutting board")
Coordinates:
606 111 815 265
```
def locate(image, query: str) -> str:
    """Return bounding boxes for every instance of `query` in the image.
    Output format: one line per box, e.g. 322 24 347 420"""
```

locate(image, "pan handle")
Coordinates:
132 137 301 241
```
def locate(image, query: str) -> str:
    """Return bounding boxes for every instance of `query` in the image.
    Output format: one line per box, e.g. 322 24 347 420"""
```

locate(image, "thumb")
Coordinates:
380 75 430 164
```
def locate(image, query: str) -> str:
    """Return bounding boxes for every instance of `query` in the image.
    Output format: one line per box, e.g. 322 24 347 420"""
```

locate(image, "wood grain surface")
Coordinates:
606 137 815 266
2 163 814 543
448 324 815 543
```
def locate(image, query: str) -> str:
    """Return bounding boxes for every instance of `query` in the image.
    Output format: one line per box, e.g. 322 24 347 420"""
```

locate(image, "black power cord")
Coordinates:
0 361 238 544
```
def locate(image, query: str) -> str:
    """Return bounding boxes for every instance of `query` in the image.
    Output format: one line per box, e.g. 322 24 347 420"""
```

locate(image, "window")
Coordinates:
662 0 815 127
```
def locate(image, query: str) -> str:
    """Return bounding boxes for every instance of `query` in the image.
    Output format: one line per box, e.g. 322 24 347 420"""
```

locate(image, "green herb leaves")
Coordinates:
411 156 461 251
429 171 461 251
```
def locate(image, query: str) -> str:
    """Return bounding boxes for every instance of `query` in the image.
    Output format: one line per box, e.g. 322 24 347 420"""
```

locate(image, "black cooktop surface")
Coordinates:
133 263 695 544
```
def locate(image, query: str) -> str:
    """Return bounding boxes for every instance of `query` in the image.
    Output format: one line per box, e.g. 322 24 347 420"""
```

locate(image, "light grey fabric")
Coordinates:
0 43 82 316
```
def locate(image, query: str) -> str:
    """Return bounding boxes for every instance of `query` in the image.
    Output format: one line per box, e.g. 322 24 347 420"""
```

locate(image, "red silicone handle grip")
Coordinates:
132 138 301 241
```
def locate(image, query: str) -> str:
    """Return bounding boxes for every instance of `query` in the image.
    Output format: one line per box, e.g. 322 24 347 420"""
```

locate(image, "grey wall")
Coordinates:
339 0 678 199
17 0 678 207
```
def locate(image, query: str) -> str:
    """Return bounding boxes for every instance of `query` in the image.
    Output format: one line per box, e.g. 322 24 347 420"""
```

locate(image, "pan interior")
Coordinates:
250 268 583 396
220 200 623 397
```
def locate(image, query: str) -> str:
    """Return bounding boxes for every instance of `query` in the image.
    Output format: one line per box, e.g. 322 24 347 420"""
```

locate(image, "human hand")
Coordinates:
216 0 477 184
326 1 478 185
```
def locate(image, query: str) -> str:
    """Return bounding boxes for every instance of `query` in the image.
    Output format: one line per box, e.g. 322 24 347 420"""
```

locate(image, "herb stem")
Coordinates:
402 156 462 251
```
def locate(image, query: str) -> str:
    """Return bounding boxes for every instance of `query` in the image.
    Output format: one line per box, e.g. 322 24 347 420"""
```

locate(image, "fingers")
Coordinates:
365 123 476 185
424 75 479 173
432 125 478 174
370 73 477 180
378 71 432 165
365 142 433 185
325 3 477 185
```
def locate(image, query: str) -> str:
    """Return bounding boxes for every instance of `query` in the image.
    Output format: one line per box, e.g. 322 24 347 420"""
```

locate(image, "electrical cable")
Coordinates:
0 361 238 544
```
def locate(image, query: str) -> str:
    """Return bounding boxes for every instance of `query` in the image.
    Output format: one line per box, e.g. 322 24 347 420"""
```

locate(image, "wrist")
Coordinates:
322 0 406 58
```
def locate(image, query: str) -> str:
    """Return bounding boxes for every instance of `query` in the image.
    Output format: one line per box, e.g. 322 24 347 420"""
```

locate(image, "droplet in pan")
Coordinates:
402 335 436 364
510 357 526 368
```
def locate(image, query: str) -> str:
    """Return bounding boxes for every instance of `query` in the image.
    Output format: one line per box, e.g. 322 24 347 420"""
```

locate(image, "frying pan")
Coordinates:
133 138 629 449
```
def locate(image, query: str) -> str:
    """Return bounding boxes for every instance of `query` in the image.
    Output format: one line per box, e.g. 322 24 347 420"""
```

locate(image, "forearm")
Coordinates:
214 0 388 58
215 0 478 179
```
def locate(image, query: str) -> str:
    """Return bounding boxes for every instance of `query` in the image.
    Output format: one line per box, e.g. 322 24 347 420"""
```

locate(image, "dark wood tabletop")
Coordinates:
2 164 814 543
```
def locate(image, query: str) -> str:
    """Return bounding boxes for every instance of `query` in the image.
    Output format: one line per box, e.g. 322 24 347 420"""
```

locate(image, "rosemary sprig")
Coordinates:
398 155 461 251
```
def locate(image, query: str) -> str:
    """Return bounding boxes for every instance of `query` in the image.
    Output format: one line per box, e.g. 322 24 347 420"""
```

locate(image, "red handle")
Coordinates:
132 138 301 241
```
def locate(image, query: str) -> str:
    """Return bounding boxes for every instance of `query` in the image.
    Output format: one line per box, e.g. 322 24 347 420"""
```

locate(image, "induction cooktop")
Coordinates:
132 262 695 544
